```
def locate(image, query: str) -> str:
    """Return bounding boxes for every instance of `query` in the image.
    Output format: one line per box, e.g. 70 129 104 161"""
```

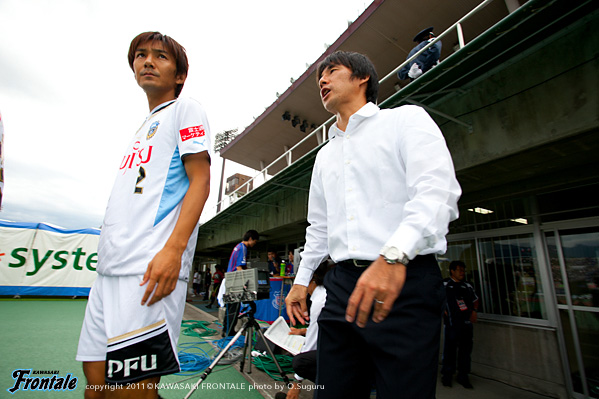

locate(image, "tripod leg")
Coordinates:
184 323 247 399
239 323 252 373
253 320 291 386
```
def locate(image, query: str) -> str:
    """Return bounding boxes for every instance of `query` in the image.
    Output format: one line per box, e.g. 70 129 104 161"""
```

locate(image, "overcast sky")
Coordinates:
0 0 373 229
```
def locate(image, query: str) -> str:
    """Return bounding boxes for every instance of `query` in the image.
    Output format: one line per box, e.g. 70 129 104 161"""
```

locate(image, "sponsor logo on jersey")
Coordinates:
180 125 205 142
147 121 160 140
120 141 153 173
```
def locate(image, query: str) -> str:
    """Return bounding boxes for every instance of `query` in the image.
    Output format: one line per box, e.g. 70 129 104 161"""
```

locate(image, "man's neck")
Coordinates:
335 99 368 132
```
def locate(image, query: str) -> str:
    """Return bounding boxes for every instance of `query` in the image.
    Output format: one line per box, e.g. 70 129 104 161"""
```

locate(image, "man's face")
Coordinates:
450 265 466 282
132 40 185 97
268 251 275 261
318 64 367 114
247 238 258 248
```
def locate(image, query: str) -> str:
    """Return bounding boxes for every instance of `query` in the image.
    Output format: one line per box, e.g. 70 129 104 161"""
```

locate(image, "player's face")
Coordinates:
133 40 185 99
318 64 367 114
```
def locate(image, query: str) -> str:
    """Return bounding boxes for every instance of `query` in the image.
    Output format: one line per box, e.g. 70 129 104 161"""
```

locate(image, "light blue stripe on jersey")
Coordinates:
154 146 189 226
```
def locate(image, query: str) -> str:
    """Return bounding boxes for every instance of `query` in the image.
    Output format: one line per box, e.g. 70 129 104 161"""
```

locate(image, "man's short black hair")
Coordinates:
243 230 259 242
316 51 379 104
449 260 466 271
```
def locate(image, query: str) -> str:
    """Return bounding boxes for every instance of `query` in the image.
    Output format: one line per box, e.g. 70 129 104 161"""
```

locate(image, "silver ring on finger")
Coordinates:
374 298 384 304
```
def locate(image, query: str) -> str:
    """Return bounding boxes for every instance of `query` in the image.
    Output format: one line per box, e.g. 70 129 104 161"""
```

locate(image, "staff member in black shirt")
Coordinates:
442 260 479 389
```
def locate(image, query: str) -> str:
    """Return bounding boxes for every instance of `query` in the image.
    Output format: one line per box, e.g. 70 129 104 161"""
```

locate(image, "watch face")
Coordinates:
385 246 400 260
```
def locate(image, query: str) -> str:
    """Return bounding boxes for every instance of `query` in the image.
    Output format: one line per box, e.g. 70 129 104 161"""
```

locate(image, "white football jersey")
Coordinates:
97 97 211 281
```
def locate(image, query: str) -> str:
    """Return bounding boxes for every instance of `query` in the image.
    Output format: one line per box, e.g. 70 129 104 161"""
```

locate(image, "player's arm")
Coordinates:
141 151 210 306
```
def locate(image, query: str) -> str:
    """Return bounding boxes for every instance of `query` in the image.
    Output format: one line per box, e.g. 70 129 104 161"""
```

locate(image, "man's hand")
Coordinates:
285 284 309 326
289 327 307 336
345 256 407 327
140 246 183 306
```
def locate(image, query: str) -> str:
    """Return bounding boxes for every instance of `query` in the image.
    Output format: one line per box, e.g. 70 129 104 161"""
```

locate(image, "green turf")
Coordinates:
0 300 262 398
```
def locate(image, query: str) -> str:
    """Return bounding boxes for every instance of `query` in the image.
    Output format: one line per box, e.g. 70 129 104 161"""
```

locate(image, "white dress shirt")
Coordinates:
295 103 461 287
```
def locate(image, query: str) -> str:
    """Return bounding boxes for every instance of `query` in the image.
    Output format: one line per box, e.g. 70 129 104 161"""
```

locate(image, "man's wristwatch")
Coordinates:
380 246 410 265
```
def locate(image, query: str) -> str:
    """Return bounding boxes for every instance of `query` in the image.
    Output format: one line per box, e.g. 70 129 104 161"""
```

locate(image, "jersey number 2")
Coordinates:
135 166 146 194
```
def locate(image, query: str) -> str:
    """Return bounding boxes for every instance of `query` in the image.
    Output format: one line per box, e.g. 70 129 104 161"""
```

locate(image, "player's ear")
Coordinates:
176 73 187 85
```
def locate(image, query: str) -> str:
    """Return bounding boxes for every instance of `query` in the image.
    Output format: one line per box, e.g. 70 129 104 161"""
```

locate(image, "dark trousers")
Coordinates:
292 350 317 382
224 302 241 337
441 323 473 377
315 255 445 399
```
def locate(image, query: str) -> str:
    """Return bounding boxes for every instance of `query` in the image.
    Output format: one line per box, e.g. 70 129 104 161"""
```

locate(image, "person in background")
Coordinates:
276 260 333 399
287 250 295 275
202 269 212 300
223 230 259 336
441 260 479 389
397 27 442 81
206 264 224 309
192 268 200 296
268 250 281 276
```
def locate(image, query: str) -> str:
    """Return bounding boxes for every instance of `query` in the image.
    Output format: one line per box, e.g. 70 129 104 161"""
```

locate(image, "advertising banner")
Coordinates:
0 220 100 296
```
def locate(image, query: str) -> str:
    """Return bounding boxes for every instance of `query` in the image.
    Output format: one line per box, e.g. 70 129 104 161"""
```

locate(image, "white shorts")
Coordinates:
76 274 187 384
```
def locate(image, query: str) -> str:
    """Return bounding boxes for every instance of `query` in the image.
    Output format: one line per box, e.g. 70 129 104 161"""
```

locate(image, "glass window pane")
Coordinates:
478 234 546 319
545 232 569 305
559 229 599 308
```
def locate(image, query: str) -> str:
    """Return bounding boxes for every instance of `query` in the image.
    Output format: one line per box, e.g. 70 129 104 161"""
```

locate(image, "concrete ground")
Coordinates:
183 294 553 399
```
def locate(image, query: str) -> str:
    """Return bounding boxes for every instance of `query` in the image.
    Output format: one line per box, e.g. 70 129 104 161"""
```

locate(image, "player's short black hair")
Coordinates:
449 260 466 271
243 229 259 242
316 51 379 104
128 31 189 98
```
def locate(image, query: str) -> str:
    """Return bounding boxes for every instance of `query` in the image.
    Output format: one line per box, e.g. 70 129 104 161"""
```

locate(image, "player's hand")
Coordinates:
140 246 183 306
345 256 407 328
285 284 309 326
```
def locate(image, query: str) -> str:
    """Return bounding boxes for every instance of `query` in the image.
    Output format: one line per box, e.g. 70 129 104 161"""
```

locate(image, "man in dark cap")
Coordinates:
398 27 442 80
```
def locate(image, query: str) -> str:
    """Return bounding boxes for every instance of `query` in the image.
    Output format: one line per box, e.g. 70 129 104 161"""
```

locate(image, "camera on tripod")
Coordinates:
184 268 290 399
222 268 271 304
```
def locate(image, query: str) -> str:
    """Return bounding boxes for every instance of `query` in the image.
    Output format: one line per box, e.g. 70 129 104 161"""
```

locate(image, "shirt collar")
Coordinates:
329 102 379 139
149 99 177 116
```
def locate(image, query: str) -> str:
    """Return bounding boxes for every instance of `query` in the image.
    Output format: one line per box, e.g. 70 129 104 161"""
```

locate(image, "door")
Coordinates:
546 227 599 398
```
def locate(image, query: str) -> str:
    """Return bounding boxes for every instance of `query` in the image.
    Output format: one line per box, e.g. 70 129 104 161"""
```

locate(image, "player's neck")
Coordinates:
146 91 177 112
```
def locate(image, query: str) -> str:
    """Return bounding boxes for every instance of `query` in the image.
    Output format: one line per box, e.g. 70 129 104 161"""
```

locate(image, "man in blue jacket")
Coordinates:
398 27 442 80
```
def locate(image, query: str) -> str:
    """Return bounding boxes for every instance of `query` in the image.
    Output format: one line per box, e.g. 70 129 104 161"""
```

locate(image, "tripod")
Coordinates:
184 301 291 399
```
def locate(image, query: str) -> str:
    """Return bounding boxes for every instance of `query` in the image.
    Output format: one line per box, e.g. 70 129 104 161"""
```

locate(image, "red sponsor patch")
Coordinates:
179 125 205 141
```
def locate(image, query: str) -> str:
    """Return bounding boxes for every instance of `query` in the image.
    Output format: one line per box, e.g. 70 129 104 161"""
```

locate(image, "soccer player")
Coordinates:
76 31 211 398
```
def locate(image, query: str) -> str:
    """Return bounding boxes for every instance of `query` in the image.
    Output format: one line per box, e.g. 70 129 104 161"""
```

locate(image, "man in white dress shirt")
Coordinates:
285 51 461 398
